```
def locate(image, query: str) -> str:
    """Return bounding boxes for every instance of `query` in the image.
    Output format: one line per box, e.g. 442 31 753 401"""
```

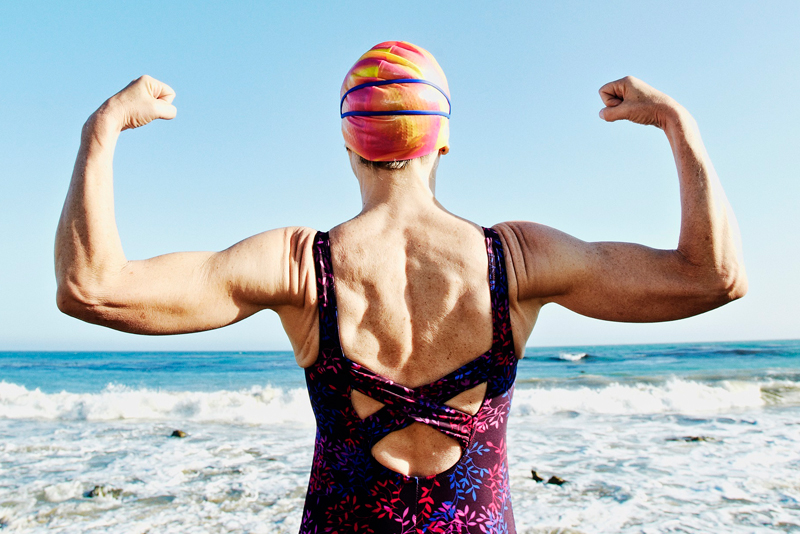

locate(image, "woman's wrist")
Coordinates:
662 102 697 143
82 102 122 149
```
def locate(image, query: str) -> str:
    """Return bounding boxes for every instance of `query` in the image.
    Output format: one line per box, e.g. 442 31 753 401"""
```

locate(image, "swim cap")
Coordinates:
340 41 450 162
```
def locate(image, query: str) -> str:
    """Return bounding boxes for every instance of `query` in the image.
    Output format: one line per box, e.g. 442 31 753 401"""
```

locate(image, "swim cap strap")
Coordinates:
340 78 451 119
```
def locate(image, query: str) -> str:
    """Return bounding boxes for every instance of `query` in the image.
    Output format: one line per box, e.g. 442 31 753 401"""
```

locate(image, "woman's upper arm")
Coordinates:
494 221 737 323
61 226 318 335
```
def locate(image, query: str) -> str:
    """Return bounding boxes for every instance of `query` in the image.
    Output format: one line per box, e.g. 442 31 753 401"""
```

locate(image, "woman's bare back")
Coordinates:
327 209 497 476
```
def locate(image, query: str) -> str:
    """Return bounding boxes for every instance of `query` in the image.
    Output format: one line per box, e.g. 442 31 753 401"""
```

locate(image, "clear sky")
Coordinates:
1 1 798 351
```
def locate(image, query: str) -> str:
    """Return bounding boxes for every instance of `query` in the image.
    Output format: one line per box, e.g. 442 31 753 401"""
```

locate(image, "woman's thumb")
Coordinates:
157 102 178 120
599 103 626 122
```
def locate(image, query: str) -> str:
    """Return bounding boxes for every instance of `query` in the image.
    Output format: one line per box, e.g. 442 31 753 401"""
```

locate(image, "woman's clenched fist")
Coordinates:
102 75 177 131
598 76 684 130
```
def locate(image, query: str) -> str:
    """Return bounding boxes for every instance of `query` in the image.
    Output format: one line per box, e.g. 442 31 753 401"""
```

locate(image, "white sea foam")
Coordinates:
2 379 798 424
42 481 84 503
512 379 780 416
2 403 799 533
0 381 314 425
558 352 588 361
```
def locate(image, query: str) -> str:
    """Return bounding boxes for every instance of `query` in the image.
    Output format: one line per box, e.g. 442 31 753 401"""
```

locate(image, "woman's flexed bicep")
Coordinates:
495 221 743 324
57 226 319 335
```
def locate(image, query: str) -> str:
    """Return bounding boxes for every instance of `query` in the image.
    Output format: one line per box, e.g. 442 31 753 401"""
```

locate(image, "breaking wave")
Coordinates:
2 377 798 423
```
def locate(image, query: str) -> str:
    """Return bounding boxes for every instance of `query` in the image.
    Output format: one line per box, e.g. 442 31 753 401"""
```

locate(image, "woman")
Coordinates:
56 41 746 533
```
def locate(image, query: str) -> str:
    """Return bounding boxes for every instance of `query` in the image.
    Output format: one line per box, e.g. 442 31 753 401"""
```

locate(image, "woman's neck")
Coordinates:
352 151 441 216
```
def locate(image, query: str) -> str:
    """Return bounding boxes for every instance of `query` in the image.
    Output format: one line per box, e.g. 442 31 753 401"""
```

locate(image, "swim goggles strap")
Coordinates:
340 78 451 119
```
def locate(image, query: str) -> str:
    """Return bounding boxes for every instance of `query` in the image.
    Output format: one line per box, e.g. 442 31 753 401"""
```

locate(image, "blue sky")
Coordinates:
1 1 798 350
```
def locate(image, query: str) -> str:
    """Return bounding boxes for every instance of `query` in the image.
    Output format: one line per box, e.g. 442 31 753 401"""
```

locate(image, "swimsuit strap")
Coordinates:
313 231 341 352
484 226 513 354
482 226 518 399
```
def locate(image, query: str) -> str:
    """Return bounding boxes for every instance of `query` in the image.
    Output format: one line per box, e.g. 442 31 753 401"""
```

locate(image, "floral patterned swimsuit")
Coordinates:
300 228 518 534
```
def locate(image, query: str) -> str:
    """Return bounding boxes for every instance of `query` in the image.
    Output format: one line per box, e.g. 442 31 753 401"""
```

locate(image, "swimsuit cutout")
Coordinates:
301 227 518 534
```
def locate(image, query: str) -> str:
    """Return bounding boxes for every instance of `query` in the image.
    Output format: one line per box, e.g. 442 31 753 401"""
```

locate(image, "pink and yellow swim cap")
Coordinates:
340 41 450 162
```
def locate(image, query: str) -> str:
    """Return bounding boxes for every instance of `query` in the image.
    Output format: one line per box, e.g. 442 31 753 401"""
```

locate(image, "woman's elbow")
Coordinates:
711 261 748 305
56 281 105 322
725 270 748 302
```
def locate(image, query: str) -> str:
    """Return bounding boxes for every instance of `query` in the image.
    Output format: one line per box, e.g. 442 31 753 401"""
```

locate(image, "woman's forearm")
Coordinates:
56 76 177 315
55 108 126 310
665 107 747 298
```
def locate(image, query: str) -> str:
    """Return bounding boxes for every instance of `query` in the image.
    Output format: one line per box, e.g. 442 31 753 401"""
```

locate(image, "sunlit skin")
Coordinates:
55 75 746 477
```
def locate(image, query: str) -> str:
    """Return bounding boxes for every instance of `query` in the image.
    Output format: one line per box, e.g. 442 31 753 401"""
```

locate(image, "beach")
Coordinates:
1 340 799 532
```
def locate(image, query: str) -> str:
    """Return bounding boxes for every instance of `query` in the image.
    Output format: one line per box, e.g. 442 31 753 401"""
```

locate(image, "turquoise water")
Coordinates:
1 350 305 393
520 339 800 383
3 339 799 393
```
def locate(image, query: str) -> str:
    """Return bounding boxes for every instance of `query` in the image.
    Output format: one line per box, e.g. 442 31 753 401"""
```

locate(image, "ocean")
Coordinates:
1 340 799 533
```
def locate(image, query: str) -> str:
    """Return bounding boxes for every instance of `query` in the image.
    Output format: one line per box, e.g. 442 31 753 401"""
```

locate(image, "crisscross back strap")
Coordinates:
350 362 477 448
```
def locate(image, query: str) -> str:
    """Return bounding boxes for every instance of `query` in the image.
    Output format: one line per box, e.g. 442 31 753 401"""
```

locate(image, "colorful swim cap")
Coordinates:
340 41 450 162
